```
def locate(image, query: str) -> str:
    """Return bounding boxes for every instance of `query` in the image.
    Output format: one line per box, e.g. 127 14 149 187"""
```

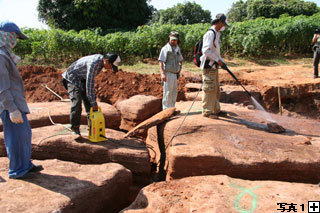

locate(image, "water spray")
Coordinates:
221 63 285 133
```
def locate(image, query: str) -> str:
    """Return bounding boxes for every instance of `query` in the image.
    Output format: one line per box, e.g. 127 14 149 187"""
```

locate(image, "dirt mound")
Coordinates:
19 66 187 105
95 69 187 104
20 65 69 103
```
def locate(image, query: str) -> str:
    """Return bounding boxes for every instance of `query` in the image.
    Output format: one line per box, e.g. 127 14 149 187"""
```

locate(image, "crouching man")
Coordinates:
62 53 120 135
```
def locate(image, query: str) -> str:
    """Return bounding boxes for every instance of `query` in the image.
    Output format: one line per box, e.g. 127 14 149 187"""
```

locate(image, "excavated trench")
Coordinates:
20 65 320 119
4 65 319 211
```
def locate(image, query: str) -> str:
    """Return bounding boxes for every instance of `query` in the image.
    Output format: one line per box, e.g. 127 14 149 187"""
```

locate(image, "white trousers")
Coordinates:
162 72 178 110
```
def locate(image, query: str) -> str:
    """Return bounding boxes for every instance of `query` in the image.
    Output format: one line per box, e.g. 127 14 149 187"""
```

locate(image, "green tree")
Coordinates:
226 0 247 23
38 0 154 31
149 1 211 25
227 0 319 22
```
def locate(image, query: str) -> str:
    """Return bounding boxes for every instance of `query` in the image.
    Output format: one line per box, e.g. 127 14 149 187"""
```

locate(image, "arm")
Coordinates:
313 34 318 43
0 56 18 113
86 61 100 109
0 56 23 123
158 46 167 82
202 31 221 63
159 61 166 82
178 48 183 72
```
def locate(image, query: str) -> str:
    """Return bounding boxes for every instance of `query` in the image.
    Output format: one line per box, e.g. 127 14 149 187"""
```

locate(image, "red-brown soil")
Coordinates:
19 66 187 105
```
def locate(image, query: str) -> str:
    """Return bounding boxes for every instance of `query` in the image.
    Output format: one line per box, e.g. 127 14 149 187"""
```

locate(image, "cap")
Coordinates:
212 13 229 26
169 36 178 41
104 52 120 73
0 20 28 40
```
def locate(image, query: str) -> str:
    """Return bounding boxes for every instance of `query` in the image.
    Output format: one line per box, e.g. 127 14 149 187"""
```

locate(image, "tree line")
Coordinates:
38 0 319 32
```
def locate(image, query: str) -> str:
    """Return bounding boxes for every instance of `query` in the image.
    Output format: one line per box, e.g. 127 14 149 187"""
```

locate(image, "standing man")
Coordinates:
200 14 228 119
312 28 320 79
0 21 43 179
62 53 120 135
158 31 183 110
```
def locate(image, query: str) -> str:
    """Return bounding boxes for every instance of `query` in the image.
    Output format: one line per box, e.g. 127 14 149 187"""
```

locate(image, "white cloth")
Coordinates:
162 72 178 110
9 109 23 124
113 56 121 66
200 27 223 70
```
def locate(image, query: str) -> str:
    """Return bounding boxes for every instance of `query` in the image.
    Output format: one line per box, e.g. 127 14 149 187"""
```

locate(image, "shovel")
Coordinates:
41 84 70 102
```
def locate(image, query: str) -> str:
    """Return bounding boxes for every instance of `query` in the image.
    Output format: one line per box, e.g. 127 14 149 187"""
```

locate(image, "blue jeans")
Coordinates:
1 110 34 178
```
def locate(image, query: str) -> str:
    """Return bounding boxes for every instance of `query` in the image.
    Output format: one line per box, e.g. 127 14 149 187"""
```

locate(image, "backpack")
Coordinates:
193 29 216 67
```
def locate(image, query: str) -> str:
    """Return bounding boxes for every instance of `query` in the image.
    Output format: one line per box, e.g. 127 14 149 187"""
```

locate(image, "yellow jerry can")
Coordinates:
88 107 106 142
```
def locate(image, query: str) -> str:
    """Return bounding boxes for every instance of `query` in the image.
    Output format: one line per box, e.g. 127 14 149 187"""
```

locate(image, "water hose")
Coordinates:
221 63 252 97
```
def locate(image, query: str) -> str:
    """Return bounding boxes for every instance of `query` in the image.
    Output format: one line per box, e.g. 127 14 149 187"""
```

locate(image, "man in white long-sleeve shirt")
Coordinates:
200 13 228 119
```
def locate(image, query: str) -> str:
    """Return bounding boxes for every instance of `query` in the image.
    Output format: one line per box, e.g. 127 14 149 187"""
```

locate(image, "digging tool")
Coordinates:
41 84 70 102
221 63 252 97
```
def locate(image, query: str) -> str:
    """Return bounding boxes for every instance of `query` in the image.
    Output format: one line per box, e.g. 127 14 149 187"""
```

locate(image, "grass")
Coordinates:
121 60 202 74
19 55 314 74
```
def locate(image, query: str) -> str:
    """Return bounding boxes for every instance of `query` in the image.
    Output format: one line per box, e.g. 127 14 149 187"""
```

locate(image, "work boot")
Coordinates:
9 172 34 180
203 113 219 119
71 126 81 136
214 111 228 117
29 165 43 173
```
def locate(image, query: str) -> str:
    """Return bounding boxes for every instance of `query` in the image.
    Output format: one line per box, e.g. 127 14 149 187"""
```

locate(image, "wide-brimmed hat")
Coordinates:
0 20 28 39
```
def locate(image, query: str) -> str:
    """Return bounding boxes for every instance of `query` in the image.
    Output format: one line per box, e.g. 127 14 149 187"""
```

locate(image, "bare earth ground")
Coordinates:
20 58 319 120
2 58 317 212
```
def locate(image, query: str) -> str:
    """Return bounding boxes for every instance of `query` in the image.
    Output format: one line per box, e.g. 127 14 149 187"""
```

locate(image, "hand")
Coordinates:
92 105 98 111
161 72 167 82
221 62 228 70
9 110 24 124
217 60 224 67
176 72 180 80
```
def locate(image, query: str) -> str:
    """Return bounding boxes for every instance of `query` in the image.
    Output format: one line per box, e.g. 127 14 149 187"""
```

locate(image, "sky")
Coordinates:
0 0 319 29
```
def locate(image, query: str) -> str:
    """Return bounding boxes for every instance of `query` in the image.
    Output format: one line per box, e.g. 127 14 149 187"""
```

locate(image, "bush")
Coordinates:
14 13 320 65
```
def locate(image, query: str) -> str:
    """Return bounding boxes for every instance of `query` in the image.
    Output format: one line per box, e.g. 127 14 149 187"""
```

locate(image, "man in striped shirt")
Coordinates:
62 53 120 135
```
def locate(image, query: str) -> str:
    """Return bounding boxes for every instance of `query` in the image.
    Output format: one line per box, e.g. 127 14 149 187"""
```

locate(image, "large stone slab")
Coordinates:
0 126 150 186
0 158 132 213
0 102 121 131
185 85 261 107
147 101 320 183
122 175 320 213
220 85 262 106
116 95 162 132
185 83 202 91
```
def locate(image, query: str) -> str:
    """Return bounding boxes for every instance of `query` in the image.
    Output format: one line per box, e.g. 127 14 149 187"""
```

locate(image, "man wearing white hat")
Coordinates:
0 21 43 179
158 31 183 110
201 13 229 119
62 52 120 135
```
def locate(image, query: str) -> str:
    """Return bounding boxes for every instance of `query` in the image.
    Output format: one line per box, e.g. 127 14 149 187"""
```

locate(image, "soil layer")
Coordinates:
20 66 187 105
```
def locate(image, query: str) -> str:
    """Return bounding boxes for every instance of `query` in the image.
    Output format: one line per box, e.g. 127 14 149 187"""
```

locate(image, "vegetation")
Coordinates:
37 0 154 32
227 0 319 22
15 13 320 65
149 1 211 25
